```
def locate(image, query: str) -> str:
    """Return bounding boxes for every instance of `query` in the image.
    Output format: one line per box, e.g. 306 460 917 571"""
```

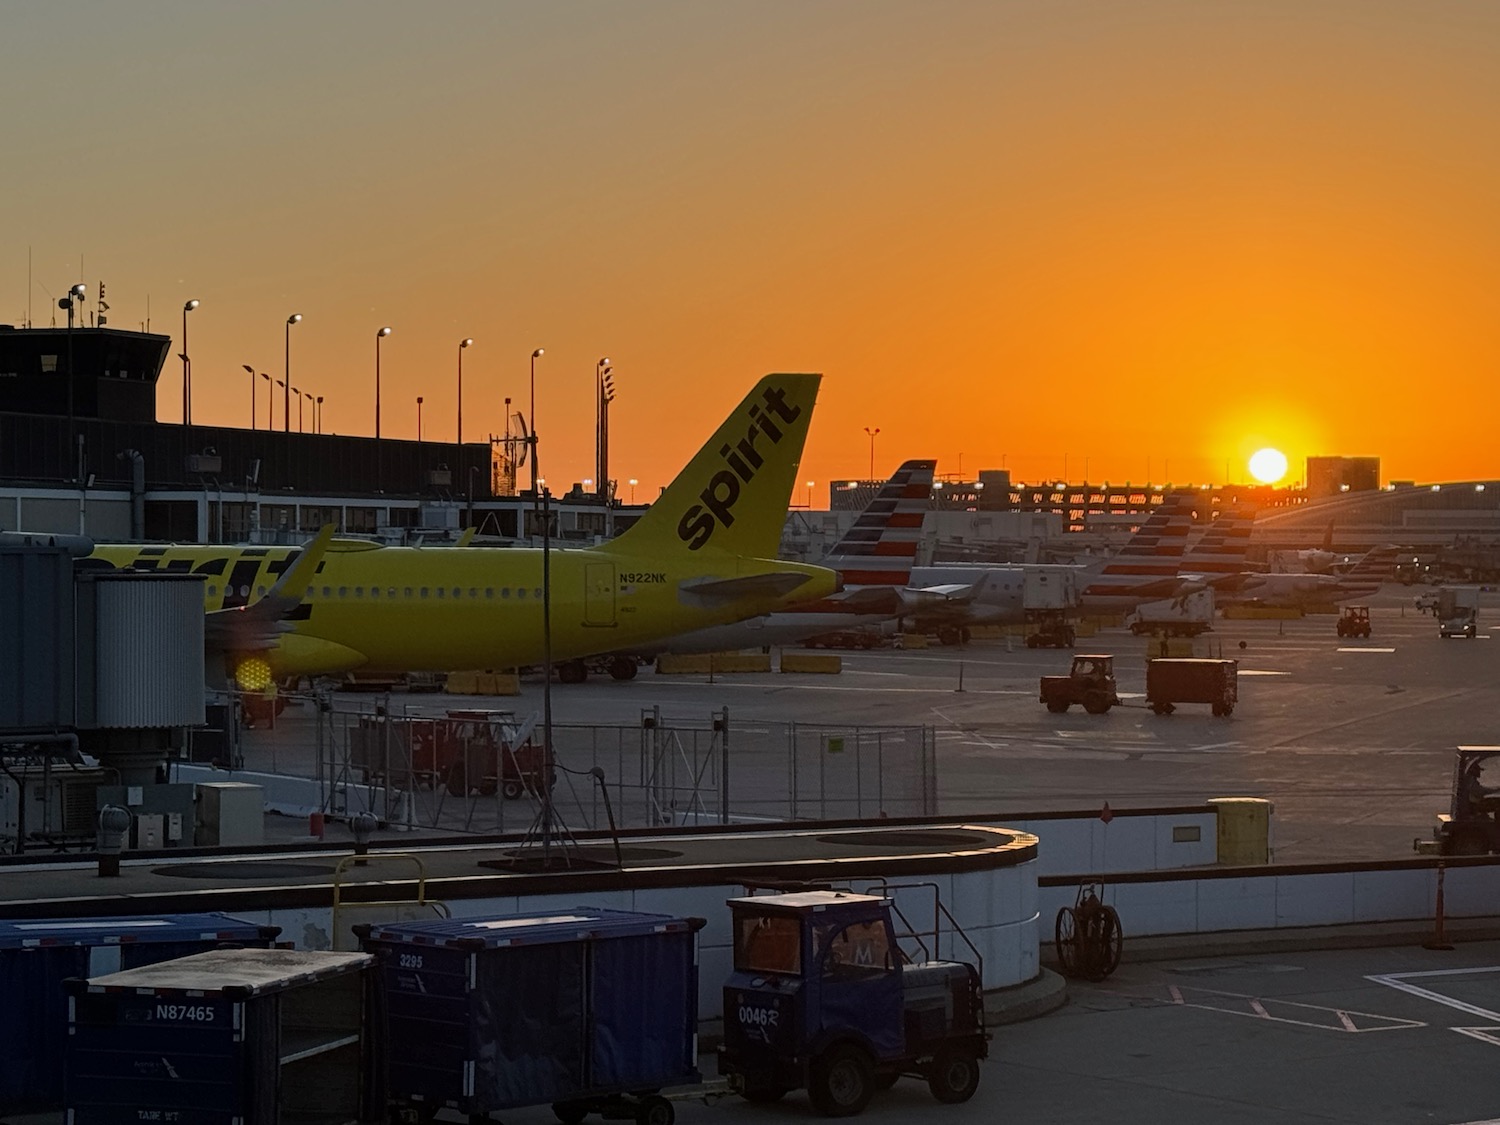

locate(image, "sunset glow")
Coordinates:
7 3 1499 493
1248 449 1290 486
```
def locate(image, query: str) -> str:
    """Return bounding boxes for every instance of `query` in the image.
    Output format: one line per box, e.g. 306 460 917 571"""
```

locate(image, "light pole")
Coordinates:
864 426 880 480
260 372 272 429
528 347 544 495
806 480 815 509
456 337 473 472
629 478 638 504
180 299 199 425
595 358 614 500
284 313 301 432
61 283 85 475
416 396 424 442
303 391 314 434
315 395 324 435
292 387 304 432
374 326 391 438
242 365 257 429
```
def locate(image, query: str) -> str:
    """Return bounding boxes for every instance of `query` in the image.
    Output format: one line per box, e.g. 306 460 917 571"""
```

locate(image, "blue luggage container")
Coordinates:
364 908 705 1125
0 912 278 1115
65 947 372 1125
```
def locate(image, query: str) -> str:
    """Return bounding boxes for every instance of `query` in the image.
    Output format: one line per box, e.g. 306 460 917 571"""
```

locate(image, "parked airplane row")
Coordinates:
74 370 1398 688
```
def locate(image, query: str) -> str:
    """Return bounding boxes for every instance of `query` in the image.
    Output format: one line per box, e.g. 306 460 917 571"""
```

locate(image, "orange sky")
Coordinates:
8 1 1500 498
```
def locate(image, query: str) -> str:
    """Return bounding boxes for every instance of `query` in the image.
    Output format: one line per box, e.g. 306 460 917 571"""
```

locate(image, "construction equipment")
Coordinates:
718 888 987 1116
1039 655 1119 714
1429 747 1500 856
1145 658 1238 716
1335 605 1372 638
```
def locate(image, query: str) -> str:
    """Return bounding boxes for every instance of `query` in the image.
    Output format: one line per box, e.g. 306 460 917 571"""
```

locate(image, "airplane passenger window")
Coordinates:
517 588 527 600
533 587 542 599
256 586 266 596
355 588 364 598
405 587 413 598
208 585 217 597
371 588 380 599
322 586 331 598
388 588 397 598
485 588 494 598
436 588 445 598
339 586 348 597
468 587 478 599
452 587 462 598
502 588 511 599
421 587 429 598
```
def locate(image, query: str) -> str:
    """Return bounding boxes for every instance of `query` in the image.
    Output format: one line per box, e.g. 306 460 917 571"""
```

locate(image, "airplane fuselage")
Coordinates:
90 539 835 677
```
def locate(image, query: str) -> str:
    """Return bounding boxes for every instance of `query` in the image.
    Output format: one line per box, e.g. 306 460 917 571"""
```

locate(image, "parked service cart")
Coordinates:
1146 658 1238 716
719 890 987 1117
0 912 278 1117
363 908 704 1125
65 948 372 1125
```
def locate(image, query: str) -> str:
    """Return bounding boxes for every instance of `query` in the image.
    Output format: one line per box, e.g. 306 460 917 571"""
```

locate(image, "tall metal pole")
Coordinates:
284 314 301 433
529 348 544 496
375 327 391 493
864 425 880 480
182 299 198 425
316 396 323 435
243 365 256 429
457 338 472 488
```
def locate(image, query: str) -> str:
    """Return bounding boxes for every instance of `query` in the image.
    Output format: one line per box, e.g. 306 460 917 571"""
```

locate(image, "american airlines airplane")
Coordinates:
1177 509 1386 607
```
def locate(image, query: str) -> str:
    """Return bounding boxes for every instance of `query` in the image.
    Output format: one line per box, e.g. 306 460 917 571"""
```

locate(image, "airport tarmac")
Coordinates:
243 586 1500 864
464 939 1500 1125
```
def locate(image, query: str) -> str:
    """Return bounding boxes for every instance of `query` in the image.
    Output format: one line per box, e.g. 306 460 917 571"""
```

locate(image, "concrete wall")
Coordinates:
1039 862 1500 938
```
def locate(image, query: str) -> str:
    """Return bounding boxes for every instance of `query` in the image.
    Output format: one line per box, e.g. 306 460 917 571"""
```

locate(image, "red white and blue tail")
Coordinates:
822 459 935 587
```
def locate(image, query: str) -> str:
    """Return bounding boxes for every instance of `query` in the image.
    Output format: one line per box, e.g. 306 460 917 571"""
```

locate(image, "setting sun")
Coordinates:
1248 448 1289 485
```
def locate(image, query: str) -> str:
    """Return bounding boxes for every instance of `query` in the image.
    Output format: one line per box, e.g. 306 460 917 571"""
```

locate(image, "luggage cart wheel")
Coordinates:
635 1094 674 1125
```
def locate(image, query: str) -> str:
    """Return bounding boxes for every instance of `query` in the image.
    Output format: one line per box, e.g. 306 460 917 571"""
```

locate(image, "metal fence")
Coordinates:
310 698 937 835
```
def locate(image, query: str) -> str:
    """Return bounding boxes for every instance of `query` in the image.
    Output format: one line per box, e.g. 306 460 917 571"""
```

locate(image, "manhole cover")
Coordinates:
816 830 993 850
154 861 336 880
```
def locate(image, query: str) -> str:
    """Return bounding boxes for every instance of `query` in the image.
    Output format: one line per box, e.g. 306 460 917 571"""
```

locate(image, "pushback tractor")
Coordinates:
718 889 988 1117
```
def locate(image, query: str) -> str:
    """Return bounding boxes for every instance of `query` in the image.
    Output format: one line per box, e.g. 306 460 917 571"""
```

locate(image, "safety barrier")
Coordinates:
779 652 842 674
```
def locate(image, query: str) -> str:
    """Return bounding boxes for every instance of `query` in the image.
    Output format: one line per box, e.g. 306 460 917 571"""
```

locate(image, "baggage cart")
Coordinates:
364 908 704 1125
65 947 372 1125
0 912 277 1116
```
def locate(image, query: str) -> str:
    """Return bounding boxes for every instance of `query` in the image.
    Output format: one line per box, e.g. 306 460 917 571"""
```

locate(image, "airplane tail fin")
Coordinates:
822 458 935 586
1180 508 1260 575
1100 493 1195 577
605 373 821 560
1340 544 1402 581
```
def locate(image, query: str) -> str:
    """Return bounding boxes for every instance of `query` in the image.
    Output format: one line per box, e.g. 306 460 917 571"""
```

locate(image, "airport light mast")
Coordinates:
182 299 199 425
284 313 301 433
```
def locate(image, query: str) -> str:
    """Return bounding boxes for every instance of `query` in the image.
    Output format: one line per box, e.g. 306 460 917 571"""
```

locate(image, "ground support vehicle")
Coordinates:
1431 747 1500 856
1024 609 1075 649
365 909 703 1125
1437 587 1480 638
718 889 987 1117
352 709 551 799
803 629 882 650
556 655 642 683
1039 655 1120 714
1336 606 1372 638
1145 658 1238 716
1126 589 1215 638
1054 882 1122 982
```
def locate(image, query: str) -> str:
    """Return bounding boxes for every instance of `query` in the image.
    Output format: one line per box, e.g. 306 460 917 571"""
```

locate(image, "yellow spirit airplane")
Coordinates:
89 373 836 689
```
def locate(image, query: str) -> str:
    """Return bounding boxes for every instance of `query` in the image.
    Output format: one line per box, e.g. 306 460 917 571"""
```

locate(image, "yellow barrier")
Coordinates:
1074 620 1097 637
1083 614 1125 630
1208 797 1273 864
1223 605 1302 620
898 634 929 649
656 652 773 674
444 671 478 694
1301 603 1340 615
445 670 521 695
1144 638 1200 660
779 652 843 674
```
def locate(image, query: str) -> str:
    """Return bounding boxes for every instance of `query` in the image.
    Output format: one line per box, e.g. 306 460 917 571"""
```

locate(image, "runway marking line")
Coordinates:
1336 647 1397 654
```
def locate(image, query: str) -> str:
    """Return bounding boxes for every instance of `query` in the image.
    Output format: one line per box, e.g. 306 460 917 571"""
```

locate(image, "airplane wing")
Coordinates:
826 585 904 613
899 583 975 610
205 525 335 653
677 571 816 606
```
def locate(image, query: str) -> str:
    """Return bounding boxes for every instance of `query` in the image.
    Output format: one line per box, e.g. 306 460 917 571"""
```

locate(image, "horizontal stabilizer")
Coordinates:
899 583 974 610
206 524 335 652
678 571 814 606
